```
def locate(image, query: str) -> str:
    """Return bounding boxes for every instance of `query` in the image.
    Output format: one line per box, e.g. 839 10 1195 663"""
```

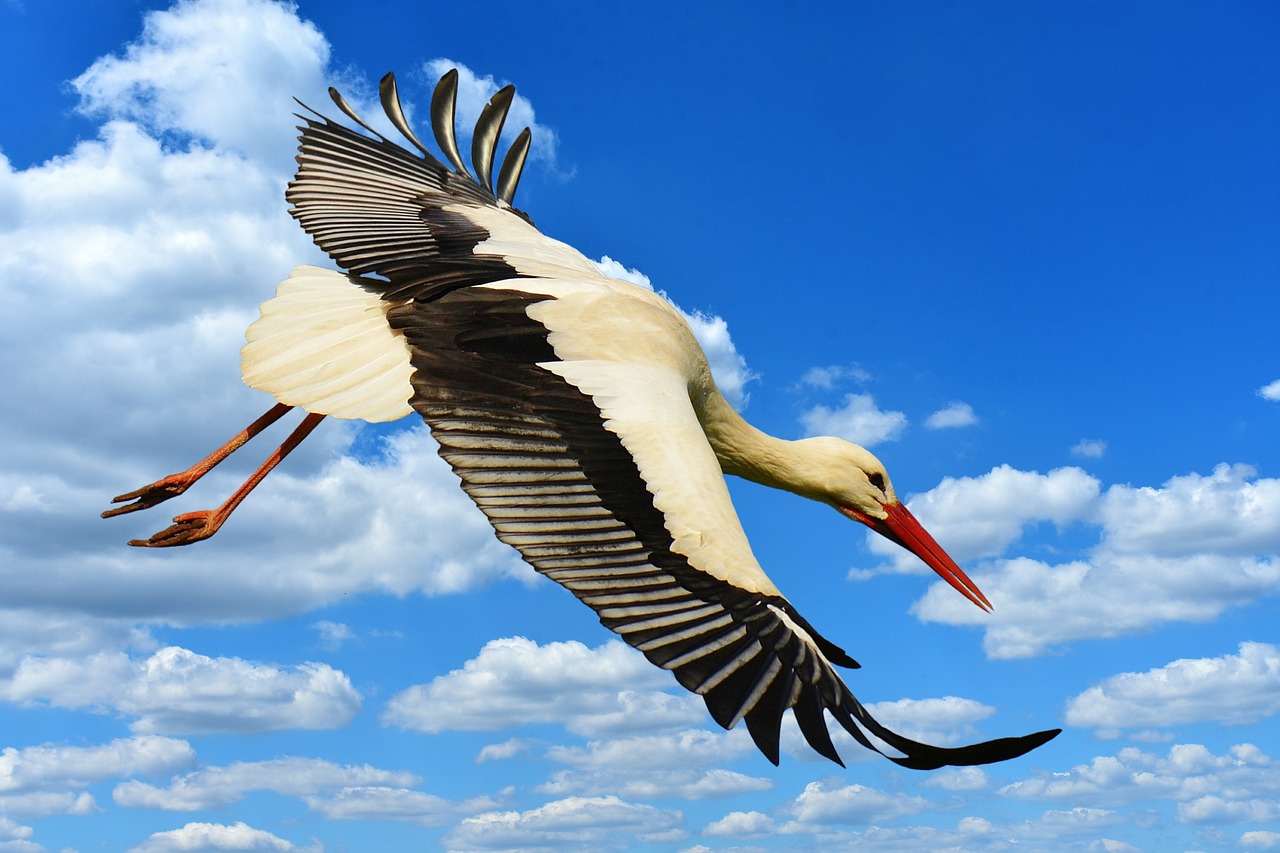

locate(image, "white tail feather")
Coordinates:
241 266 414 421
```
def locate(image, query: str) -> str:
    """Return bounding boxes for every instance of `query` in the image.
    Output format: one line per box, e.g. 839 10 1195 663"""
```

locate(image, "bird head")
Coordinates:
809 438 992 612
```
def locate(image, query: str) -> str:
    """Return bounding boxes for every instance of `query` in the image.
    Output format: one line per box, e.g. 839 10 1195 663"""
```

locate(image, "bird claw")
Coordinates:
102 473 195 518
127 510 224 548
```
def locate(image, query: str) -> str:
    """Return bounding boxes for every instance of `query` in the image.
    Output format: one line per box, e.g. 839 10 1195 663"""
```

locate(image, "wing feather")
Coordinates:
269 70 1062 769
385 282 1057 768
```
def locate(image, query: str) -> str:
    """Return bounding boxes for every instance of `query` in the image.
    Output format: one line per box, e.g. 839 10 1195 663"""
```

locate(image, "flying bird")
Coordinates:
104 69 1059 769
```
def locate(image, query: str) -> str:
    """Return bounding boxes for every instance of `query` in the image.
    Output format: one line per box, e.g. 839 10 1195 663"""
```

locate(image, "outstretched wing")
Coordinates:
276 70 1059 768
390 277 1056 769
288 70 602 302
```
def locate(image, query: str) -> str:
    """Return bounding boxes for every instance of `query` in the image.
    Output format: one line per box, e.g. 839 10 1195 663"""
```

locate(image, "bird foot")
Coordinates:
126 509 226 548
102 473 197 518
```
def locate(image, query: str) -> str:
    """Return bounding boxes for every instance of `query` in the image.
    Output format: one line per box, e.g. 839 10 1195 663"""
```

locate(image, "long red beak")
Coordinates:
843 501 992 612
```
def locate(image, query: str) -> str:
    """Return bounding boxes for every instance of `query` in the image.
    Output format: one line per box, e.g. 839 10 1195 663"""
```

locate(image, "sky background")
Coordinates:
1 1 1278 851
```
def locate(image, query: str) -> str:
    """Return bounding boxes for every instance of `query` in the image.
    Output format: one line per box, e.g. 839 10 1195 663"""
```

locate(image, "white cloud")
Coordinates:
593 255 651 289
538 729 766 801
593 256 756 409
702 809 775 838
1180 795 1280 823
543 729 743 775
1065 642 1280 730
867 465 1100 572
540 765 768 802
0 790 99 820
798 364 871 390
5 646 360 734
0 735 194 794
0 816 35 843
702 808 1141 851
302 786 475 825
1258 379 1280 402
442 795 685 851
922 766 989 791
909 463 1280 659
113 757 417 811
126 820 320 853
476 738 533 763
382 637 693 738
916 552 1280 660
73 0 339 170
862 696 996 745
1071 438 1108 458
1100 463 1280 556
0 611 149 676
1 0 542 682
311 620 355 652
999 742 1279 818
801 393 908 446
925 401 978 429
786 781 931 825
1244 830 1280 849
0 736 192 820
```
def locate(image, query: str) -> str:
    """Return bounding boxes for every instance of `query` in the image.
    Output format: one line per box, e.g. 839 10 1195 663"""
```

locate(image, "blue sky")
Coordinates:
1 0 1278 850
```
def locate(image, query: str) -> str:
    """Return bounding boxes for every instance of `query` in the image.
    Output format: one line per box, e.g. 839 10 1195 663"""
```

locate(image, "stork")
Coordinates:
104 70 1059 769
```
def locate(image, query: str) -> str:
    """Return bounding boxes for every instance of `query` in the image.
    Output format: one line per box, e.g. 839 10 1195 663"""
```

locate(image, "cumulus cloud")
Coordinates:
4 646 360 734
702 809 776 838
1065 642 1280 731
798 364 871 390
311 620 355 652
126 820 320 853
538 729 766 801
302 786 477 825
801 393 908 446
442 795 685 851
1244 830 1280 849
865 465 1100 573
592 255 651 289
1099 463 1280 557
922 766 989 791
113 757 417 811
786 781 931 825
72 0 343 171
0 816 38 850
1071 439 1108 458
382 637 695 737
999 742 1277 817
0 0 539 710
703 807 1141 850
862 696 997 745
908 463 1280 658
925 401 978 429
1258 379 1280 402
916 552 1280 660
476 738 534 763
0 736 193 820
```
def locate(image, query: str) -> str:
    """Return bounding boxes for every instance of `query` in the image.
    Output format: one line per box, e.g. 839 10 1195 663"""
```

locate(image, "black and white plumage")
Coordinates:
106 69 1059 769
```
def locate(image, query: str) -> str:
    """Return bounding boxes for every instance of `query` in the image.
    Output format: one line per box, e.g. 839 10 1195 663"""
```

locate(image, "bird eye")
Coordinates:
868 472 885 492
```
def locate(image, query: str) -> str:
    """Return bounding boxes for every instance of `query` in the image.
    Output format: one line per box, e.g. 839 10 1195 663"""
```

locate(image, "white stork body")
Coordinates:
106 70 1058 768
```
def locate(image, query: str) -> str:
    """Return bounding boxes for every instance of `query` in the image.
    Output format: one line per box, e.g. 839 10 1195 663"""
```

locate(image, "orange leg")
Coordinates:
104 404 327 547
126 412 326 548
104 403 295 518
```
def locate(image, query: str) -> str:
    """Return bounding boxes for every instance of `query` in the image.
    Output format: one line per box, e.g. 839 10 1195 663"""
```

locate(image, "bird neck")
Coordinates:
700 391 827 501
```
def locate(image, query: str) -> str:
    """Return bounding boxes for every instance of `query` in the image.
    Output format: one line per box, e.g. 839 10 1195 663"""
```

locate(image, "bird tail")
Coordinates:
240 265 414 422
